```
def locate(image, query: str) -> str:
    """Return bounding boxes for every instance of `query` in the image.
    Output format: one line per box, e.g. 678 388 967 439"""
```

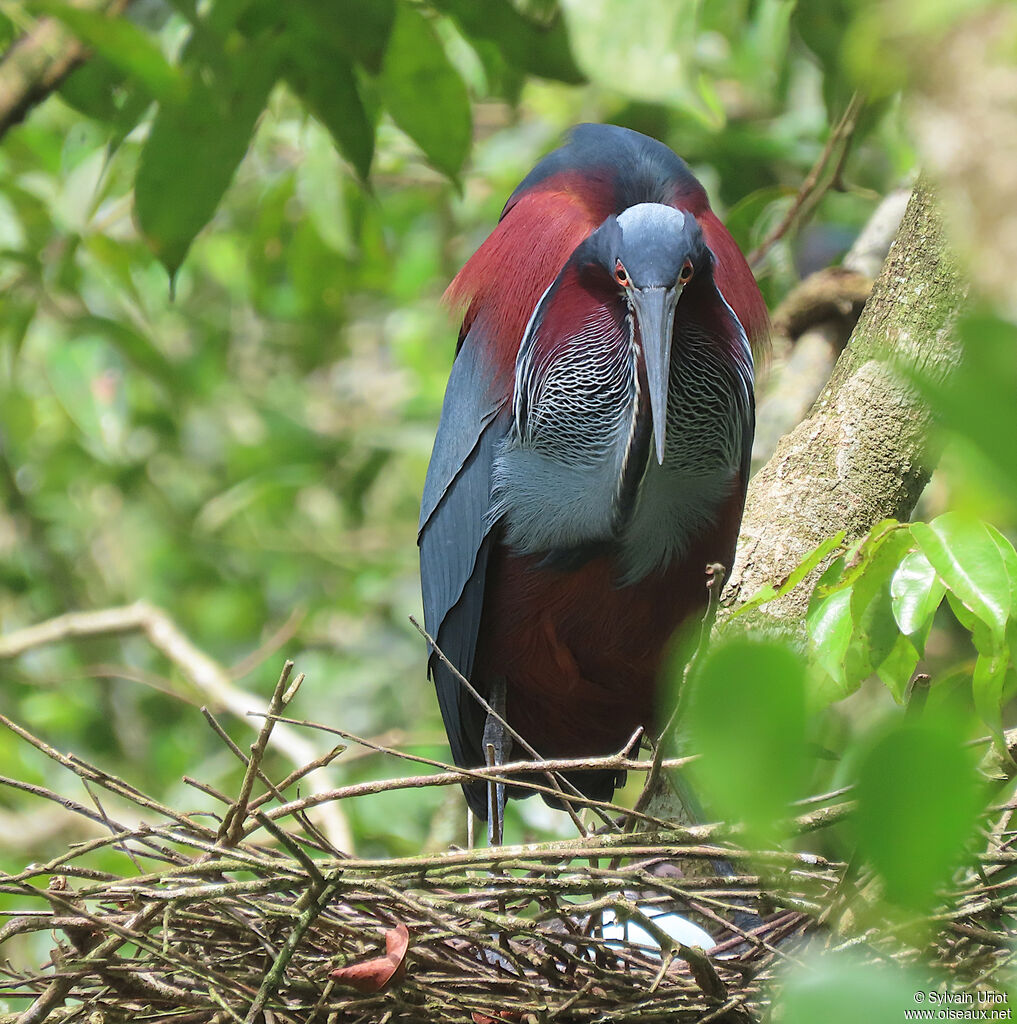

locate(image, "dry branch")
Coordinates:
0 601 352 851
0 668 1012 1024
0 0 130 141
747 93 865 268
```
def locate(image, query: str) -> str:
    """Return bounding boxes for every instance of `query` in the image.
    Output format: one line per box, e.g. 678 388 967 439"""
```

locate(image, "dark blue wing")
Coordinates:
418 327 508 782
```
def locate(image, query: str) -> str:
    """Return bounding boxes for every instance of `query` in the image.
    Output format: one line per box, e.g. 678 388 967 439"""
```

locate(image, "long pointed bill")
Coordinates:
630 285 680 464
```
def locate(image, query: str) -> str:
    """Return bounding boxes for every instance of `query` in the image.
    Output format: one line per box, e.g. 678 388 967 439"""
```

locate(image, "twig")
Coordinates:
249 743 347 809
250 716 695 834
0 714 218 837
0 0 131 142
15 901 163 1024
748 93 865 267
221 661 298 846
0 602 352 851
79 777 143 874
228 607 305 680
410 616 609 835
242 880 339 1024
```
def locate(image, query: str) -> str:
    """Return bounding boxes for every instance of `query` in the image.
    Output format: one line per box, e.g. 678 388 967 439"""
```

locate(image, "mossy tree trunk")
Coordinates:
725 181 966 630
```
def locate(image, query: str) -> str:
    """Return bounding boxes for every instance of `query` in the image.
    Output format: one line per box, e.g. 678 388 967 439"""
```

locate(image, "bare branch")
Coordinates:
0 0 130 142
0 601 353 851
747 93 865 268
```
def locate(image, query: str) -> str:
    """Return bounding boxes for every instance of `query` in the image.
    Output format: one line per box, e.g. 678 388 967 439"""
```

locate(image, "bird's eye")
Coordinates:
614 260 629 286
679 260 694 284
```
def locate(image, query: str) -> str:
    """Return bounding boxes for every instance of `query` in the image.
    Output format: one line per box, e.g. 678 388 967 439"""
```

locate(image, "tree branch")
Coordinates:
726 181 966 629
747 93 865 268
752 188 911 468
0 601 353 852
0 0 130 142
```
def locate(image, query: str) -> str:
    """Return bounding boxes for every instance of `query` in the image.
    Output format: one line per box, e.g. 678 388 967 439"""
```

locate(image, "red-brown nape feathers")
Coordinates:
698 208 770 356
443 173 608 386
444 161 769 385
667 181 769 356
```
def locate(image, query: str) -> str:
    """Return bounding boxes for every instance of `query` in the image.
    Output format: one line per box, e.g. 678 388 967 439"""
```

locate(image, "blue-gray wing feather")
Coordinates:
418 330 507 778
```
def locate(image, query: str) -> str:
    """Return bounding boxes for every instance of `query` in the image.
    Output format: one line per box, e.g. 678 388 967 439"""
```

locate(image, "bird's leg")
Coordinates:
482 677 509 845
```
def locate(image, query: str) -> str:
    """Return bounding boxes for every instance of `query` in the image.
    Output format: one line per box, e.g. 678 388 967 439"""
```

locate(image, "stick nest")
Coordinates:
1 664 1013 1024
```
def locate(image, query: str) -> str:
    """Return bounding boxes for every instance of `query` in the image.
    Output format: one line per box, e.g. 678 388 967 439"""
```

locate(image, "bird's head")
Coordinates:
577 203 709 465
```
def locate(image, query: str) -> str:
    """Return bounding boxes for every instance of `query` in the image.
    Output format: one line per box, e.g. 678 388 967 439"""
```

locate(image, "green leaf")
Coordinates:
265 0 386 177
891 549 946 638
134 43 279 276
728 530 846 622
791 0 858 116
853 715 983 911
1 298 36 358
849 528 914 677
60 56 138 132
560 0 703 112
286 0 395 73
807 587 855 696
809 550 847 604
283 49 374 180
946 591 994 655
684 638 807 846
378 2 472 179
295 126 356 254
722 184 796 250
806 527 924 704
810 521 904 604
912 513 1010 645
45 335 126 452
74 315 178 393
944 587 1011 739
986 523 1017 619
772 531 848 595
39 2 184 103
972 649 1008 742
777 950 933 1024
875 633 920 703
433 0 584 84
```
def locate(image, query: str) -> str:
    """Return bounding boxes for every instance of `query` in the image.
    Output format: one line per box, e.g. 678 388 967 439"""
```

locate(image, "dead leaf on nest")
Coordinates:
329 921 409 993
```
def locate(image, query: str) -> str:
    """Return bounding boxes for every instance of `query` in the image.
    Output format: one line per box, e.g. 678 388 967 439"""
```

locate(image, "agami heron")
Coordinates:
419 124 768 835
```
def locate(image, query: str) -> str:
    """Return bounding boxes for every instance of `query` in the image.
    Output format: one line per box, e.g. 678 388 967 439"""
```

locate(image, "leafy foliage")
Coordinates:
776 951 933 1024
853 713 984 911
801 513 1017 736
685 638 808 846
701 506 1013 922
43 0 585 275
0 0 916 870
